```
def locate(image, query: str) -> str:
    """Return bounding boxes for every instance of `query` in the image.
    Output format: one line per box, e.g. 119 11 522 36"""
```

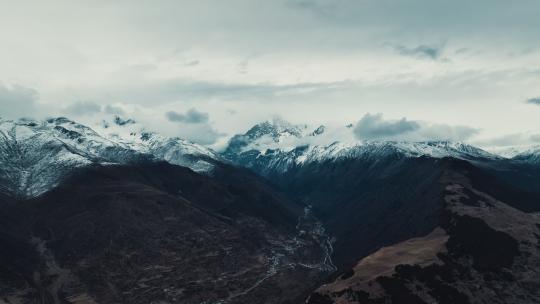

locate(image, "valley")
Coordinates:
1 117 540 304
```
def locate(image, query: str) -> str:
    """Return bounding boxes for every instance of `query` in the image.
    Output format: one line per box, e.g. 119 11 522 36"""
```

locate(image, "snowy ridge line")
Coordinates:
227 139 505 175
0 117 220 198
222 119 530 175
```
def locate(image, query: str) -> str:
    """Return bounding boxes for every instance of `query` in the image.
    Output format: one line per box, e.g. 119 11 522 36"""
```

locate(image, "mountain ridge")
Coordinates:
306 159 540 304
1 116 540 303
0 117 220 198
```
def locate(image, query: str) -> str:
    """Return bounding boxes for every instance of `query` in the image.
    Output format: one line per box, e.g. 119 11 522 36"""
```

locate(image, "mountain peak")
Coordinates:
113 115 136 126
245 118 307 140
513 146 540 164
310 125 326 136
224 119 309 156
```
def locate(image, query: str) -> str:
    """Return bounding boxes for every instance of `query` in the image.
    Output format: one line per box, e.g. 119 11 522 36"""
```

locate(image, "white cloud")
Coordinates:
526 97 540 105
354 113 420 139
0 84 39 119
353 113 478 142
63 101 101 116
166 108 209 124
0 1 539 145
395 44 444 60
104 104 125 115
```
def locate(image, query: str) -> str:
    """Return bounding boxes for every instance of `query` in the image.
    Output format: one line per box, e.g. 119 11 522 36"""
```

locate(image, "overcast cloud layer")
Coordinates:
0 0 539 148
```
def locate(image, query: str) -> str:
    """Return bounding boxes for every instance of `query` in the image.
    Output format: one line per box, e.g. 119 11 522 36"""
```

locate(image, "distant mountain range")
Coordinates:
1 116 540 303
224 118 540 167
1 116 539 199
0 117 219 198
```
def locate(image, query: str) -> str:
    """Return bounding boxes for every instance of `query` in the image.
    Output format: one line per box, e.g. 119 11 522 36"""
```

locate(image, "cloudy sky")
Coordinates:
1 0 540 149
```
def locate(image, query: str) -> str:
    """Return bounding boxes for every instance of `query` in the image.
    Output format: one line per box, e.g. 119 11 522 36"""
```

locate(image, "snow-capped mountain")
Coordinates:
223 118 324 158
228 140 501 176
484 145 540 165
510 146 540 164
2 116 533 199
223 120 501 175
86 116 222 172
484 144 537 158
0 117 219 198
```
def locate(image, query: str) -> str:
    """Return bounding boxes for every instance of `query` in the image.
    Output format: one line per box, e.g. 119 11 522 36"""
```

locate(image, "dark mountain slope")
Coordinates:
307 160 540 304
234 150 540 269
56 160 304 230
474 161 540 211
0 162 331 304
278 156 448 268
0 196 41 300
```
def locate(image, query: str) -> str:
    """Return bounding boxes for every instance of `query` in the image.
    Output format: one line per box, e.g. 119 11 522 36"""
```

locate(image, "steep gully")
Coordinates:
213 205 337 303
